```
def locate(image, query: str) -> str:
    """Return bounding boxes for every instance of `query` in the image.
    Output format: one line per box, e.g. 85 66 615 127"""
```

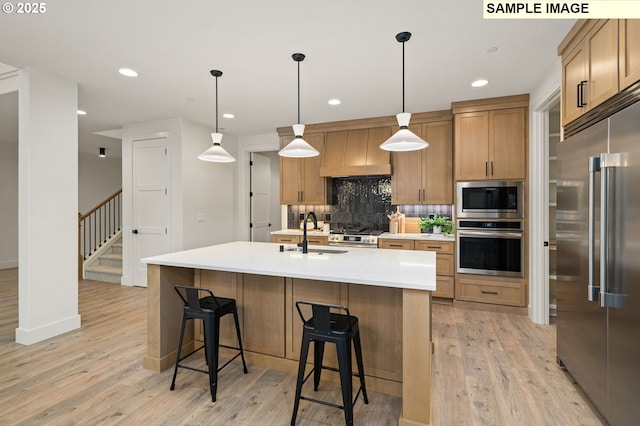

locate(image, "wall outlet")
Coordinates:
299 213 305 220
197 213 206 222
325 213 331 222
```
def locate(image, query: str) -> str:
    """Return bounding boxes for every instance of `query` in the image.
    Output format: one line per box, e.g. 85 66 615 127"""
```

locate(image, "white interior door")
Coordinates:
132 138 170 287
250 153 271 242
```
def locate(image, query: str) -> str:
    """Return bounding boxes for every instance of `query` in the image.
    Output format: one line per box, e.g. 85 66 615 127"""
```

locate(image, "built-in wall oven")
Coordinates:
457 180 524 219
456 220 524 277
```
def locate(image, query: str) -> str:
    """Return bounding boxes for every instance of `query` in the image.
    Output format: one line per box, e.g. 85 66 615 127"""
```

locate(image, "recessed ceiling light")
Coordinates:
471 79 489 87
118 68 138 77
328 99 341 106
77 110 87 116
222 113 235 119
487 46 499 53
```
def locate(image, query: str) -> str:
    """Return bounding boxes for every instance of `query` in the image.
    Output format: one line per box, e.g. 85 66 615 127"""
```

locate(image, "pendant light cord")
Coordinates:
215 75 219 133
402 39 405 113
297 59 301 124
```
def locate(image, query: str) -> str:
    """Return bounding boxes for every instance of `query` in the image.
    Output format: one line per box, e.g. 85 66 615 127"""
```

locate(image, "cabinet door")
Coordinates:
378 239 415 250
241 274 285 356
562 44 587 126
300 132 326 204
489 107 526 180
586 19 619 111
391 123 423 204
272 234 300 244
280 136 303 204
620 19 640 90
423 121 453 204
454 112 489 181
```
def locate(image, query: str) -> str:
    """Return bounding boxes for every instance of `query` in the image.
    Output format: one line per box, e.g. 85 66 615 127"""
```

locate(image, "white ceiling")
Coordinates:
0 1 575 157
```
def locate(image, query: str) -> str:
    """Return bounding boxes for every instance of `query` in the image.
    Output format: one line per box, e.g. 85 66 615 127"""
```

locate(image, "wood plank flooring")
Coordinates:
0 268 602 425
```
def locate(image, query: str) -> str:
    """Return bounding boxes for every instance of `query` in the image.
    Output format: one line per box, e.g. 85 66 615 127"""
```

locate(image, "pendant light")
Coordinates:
278 53 319 158
380 32 429 152
198 69 236 163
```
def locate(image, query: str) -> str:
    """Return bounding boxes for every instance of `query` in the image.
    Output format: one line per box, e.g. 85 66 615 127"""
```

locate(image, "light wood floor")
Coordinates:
0 268 602 425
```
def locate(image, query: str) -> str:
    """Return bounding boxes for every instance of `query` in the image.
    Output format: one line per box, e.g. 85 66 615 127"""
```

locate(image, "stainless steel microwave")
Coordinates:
456 181 524 219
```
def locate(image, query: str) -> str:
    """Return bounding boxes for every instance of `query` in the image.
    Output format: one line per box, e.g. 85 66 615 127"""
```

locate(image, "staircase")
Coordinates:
83 232 122 283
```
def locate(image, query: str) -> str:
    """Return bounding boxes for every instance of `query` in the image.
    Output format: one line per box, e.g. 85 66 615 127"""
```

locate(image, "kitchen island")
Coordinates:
143 241 435 426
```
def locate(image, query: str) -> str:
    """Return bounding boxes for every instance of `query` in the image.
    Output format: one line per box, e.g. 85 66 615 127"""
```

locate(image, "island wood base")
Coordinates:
144 264 433 425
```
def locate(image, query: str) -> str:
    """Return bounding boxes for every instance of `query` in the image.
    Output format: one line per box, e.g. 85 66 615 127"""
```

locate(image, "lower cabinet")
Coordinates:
379 238 455 299
272 234 328 245
455 274 526 307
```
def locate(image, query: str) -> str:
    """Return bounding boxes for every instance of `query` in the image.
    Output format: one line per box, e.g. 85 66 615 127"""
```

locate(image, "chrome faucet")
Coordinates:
298 211 317 254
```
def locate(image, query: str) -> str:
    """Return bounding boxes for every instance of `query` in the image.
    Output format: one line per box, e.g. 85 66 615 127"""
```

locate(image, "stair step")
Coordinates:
111 243 123 255
99 253 122 268
84 264 122 284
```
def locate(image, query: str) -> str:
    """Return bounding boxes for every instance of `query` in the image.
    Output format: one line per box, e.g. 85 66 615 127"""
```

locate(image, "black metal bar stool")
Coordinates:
170 285 247 402
291 300 368 426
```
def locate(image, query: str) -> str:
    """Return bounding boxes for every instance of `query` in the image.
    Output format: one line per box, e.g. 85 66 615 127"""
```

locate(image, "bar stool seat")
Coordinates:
170 285 247 402
291 301 368 426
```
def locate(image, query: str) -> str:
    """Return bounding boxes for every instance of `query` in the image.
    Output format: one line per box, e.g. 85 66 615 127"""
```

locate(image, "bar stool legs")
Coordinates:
169 286 247 403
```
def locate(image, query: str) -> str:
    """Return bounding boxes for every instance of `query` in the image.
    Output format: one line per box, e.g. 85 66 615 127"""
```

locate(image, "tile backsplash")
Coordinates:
287 176 452 231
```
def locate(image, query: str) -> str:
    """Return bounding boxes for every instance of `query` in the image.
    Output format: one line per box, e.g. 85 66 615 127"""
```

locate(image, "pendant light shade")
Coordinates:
279 53 319 158
380 32 428 152
198 69 236 163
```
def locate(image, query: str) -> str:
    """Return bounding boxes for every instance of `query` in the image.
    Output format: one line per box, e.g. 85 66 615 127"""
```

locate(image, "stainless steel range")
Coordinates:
328 228 383 248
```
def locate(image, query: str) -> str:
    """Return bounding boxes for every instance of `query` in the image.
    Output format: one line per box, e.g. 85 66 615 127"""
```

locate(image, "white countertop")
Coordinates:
143 241 436 291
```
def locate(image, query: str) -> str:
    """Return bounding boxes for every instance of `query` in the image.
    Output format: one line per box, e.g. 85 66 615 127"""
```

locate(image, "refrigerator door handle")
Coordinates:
588 156 600 302
600 152 628 309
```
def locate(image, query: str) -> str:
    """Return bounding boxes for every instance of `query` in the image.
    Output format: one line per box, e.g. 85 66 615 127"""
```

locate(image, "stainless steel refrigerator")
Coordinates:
557 100 640 425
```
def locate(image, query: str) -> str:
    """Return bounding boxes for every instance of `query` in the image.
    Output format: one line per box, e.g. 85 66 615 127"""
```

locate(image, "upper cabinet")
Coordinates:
560 20 618 126
559 19 640 129
620 19 640 91
392 120 453 204
453 95 528 181
279 132 328 205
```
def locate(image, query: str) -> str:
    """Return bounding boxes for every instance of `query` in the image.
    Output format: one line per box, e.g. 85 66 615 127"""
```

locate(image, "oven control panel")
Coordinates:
328 234 379 246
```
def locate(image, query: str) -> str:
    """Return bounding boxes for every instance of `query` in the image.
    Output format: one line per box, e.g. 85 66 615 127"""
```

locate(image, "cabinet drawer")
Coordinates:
272 235 300 244
415 240 454 254
436 253 454 277
306 236 328 246
456 276 525 306
433 276 454 299
378 239 415 250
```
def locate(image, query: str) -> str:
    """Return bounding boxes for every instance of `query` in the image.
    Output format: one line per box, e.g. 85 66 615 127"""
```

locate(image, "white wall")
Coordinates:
0 140 18 269
78 151 122 214
181 118 238 249
17 67 80 344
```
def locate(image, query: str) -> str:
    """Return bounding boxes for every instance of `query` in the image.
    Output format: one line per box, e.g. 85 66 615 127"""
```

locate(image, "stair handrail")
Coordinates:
78 189 122 279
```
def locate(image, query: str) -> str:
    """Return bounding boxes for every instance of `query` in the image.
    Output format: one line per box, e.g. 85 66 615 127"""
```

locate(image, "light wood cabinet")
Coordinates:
620 19 640 90
454 106 526 181
380 238 455 299
559 19 622 126
280 132 327 205
272 234 300 244
271 234 328 245
378 239 415 250
240 274 285 357
391 120 453 204
455 274 526 307
415 240 455 299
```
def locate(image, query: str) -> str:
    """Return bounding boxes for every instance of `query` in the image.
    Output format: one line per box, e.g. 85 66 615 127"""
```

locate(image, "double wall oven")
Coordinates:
456 181 525 277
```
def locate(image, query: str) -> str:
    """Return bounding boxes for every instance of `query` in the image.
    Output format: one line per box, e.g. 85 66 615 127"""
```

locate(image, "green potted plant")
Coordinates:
419 215 453 234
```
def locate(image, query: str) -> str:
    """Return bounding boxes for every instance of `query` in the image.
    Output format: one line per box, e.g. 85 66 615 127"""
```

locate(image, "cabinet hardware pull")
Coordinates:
390 244 403 248
422 189 426 201
577 80 588 107
427 245 441 249
491 161 494 176
485 161 488 176
418 189 421 201
481 290 498 295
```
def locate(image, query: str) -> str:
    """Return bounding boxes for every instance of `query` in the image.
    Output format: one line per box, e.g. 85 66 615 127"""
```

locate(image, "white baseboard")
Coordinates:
0 260 18 270
15 314 81 345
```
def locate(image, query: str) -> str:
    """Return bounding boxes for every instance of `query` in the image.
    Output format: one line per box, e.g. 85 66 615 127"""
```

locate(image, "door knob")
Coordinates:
132 229 139 234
